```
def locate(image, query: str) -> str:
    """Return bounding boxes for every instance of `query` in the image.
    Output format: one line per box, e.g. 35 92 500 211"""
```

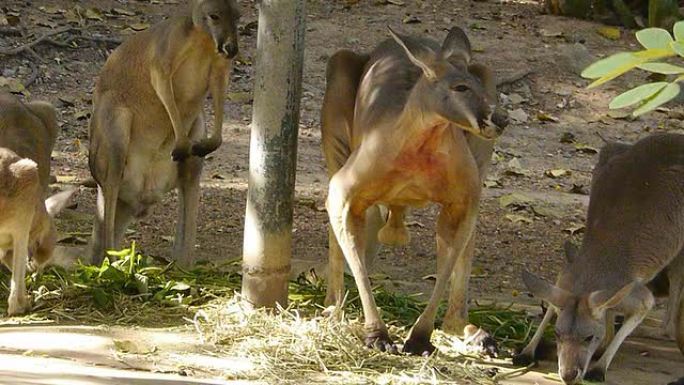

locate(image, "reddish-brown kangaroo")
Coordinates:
88 0 240 266
321 26 506 355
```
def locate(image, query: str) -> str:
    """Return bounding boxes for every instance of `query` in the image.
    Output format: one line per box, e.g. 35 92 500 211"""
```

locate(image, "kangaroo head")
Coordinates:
191 0 241 59
522 271 635 385
388 26 502 140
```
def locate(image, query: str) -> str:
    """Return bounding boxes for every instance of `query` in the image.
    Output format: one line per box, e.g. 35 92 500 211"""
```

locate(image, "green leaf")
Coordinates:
99 264 127 283
636 28 673 49
170 281 191 291
671 41 684 57
637 62 684 74
633 82 681 116
609 82 668 109
133 273 149 294
92 287 113 308
581 52 639 79
674 20 684 41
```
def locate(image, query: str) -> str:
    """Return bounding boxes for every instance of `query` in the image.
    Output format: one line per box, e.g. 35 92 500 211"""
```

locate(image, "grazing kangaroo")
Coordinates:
517 133 684 385
321 26 506 355
88 0 240 265
0 92 75 316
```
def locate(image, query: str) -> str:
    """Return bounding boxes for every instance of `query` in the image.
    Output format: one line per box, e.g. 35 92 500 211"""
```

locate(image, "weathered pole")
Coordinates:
241 0 306 308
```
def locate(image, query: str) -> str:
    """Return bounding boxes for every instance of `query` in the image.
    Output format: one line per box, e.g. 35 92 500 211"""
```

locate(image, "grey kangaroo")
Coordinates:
518 133 684 384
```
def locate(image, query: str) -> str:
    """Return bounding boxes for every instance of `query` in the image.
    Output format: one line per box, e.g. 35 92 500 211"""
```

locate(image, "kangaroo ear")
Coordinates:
440 26 471 65
522 270 572 309
588 281 637 315
387 26 436 81
45 187 78 217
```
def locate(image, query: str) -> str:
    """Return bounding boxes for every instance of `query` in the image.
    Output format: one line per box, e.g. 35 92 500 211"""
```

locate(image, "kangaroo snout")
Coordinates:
219 41 238 59
560 367 583 384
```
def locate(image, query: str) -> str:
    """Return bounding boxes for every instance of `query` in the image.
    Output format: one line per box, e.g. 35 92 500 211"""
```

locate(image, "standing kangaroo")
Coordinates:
88 0 240 265
0 92 75 315
518 133 684 385
321 26 505 355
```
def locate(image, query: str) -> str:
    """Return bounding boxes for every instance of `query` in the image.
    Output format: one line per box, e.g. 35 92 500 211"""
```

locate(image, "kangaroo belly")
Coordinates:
120 149 178 213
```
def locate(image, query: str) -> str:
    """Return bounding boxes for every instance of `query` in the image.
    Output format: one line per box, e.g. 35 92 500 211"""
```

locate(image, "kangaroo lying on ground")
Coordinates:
518 133 684 384
88 0 240 265
0 92 75 316
321 26 506 355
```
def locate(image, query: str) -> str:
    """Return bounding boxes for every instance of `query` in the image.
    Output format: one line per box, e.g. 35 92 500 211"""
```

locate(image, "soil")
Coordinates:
1 0 683 384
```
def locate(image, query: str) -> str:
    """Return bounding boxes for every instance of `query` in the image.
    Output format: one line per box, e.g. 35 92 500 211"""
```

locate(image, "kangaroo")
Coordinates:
88 0 240 265
0 92 76 316
517 133 684 384
321 26 506 355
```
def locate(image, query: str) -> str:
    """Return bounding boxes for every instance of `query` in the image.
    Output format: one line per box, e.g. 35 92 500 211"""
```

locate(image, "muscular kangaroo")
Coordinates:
0 92 75 315
321 26 506 355
517 133 684 384
88 0 240 265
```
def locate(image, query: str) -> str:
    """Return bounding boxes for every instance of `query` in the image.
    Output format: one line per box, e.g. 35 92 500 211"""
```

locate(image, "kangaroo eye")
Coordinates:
584 335 594 343
208 14 220 21
452 84 469 92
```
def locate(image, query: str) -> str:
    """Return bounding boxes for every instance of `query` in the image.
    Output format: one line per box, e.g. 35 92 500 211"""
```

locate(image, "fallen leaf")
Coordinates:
563 223 585 235
39 5 64 15
537 112 559 123
113 339 157 354
505 214 532 224
540 28 563 38
211 173 226 180
560 132 576 144
406 221 425 228
386 0 405 5
597 26 620 40
499 192 533 209
483 178 502 188
161 235 174 243
531 204 563 219
58 234 88 245
545 168 569 178
73 109 90 120
227 91 252 103
111 8 136 16
508 93 525 105
402 15 421 24
84 7 104 21
422 274 436 281
128 22 151 31
504 158 528 177
575 143 598 154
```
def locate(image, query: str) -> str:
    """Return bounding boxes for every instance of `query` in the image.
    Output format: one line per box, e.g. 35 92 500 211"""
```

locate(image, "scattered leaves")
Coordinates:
597 26 621 40
545 169 569 178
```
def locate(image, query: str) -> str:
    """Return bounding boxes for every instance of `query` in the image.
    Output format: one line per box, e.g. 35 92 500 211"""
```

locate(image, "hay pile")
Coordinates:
194 296 499 384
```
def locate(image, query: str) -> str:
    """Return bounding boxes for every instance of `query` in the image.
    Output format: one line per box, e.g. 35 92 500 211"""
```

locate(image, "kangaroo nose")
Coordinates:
222 42 238 59
560 368 582 384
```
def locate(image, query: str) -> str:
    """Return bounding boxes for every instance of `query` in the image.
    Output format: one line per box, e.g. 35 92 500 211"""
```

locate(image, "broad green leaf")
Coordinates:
581 52 638 78
170 281 191 291
674 20 684 41
633 82 681 116
609 82 668 109
133 273 149 294
632 48 674 60
92 287 113 308
636 28 673 49
671 41 684 57
637 62 684 74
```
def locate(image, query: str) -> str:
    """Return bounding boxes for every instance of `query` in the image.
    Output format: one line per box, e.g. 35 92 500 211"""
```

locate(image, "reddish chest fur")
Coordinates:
393 125 448 177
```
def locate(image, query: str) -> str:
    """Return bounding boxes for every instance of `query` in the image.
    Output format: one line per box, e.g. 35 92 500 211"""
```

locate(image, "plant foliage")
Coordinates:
582 20 684 116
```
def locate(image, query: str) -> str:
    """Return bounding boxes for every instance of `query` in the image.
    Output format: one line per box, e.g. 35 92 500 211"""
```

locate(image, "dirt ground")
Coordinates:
1 0 684 384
